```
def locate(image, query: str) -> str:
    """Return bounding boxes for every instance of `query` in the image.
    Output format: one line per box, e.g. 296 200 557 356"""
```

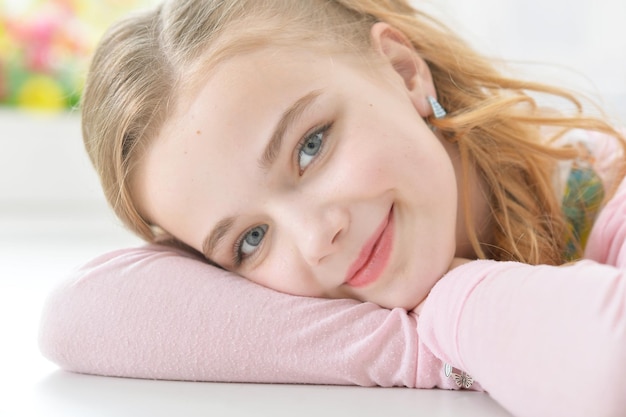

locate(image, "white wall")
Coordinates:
0 109 140 248
0 110 99 206
416 0 626 120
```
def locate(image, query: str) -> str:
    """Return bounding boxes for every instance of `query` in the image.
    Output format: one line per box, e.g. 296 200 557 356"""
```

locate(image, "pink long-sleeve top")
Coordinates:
39 132 626 417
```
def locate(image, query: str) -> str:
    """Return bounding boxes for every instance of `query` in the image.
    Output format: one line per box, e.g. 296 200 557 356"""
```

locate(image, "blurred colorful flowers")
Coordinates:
1 0 153 111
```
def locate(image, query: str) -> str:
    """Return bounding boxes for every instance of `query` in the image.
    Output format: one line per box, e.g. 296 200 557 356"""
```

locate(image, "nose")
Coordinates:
277 197 349 266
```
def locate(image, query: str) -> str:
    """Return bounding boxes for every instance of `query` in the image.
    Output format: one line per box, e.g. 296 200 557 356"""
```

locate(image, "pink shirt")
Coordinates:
39 134 626 417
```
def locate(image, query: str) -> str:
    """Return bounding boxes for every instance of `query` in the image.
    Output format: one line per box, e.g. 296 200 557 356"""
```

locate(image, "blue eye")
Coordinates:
297 124 330 173
235 224 268 264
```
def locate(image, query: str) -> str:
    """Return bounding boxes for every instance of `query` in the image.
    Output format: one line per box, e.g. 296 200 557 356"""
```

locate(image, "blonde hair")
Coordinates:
82 0 625 265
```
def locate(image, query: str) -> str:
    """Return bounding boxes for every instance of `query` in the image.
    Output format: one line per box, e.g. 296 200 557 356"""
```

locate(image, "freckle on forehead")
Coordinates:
196 130 201 135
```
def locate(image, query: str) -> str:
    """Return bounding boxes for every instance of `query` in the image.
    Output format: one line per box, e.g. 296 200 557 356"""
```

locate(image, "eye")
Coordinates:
234 224 268 265
297 124 331 173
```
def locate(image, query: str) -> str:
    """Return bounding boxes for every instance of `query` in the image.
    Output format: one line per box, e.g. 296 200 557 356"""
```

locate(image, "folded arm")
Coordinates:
419 259 626 417
39 244 460 389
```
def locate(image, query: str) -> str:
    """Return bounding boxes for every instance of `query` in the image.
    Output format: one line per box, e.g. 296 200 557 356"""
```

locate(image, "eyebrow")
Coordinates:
258 89 322 171
202 90 323 260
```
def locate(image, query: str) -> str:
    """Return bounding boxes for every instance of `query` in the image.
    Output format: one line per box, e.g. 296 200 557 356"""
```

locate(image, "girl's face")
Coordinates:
136 26 463 310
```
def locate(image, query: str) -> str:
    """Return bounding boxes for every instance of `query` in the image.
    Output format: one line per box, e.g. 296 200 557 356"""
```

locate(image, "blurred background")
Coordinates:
1 0 155 255
0 0 624 415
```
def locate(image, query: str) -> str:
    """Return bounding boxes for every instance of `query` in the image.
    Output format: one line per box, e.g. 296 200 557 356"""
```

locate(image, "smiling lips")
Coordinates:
345 207 394 288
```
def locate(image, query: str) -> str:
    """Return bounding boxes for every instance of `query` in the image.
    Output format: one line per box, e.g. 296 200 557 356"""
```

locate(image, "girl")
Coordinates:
40 1 626 416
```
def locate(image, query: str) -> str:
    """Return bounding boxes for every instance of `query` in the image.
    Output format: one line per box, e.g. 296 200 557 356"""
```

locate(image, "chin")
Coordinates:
382 269 444 311
376 295 420 311
398 300 421 311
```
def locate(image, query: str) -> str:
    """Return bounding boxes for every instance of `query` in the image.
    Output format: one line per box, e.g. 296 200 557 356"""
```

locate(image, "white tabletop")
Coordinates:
32 373 511 417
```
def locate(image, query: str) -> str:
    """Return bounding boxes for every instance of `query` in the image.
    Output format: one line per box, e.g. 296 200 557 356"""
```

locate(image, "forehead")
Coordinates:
135 47 344 244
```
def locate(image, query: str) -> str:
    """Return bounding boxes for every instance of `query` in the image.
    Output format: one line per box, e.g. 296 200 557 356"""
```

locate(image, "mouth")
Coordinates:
345 206 395 288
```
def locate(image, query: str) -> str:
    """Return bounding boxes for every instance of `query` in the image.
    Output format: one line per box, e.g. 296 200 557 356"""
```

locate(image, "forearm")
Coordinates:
418 259 626 417
39 244 454 388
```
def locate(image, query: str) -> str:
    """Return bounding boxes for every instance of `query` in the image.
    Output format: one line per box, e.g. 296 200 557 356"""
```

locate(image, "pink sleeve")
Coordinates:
38 244 458 389
418 259 626 417
585 175 626 268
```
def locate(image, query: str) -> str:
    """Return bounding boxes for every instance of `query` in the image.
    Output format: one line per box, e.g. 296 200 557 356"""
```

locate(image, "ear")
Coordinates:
370 22 436 117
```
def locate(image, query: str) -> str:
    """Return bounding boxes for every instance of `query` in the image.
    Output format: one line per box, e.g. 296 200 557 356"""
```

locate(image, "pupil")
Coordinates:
304 133 322 155
246 227 265 245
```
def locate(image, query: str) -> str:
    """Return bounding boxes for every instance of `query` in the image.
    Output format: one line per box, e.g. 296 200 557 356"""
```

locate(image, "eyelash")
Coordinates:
232 122 333 266
232 241 243 267
295 122 332 175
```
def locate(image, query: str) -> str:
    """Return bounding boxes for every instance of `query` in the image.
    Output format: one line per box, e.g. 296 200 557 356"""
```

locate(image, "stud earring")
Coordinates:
427 95 447 119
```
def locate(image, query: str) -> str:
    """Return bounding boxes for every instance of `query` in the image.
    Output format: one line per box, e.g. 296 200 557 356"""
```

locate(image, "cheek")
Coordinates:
326 150 390 195
328 128 406 190
248 254 324 297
